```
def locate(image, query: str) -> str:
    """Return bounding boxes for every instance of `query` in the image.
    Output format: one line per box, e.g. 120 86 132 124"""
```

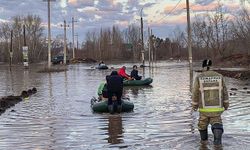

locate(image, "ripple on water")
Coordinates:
0 62 249 149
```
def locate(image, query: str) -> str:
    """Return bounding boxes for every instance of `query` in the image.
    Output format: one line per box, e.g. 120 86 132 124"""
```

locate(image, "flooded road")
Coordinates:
0 61 249 150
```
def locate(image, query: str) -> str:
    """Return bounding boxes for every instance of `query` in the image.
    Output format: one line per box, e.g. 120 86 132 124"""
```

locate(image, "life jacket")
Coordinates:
198 74 224 113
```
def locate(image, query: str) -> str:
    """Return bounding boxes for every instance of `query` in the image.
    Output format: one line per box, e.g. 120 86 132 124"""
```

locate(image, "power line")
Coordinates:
156 0 183 23
150 0 201 27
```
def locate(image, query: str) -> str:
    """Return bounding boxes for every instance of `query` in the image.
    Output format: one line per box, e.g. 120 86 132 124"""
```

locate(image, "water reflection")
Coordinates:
124 85 153 97
23 70 29 91
148 66 154 78
9 70 14 94
48 73 53 98
106 115 124 144
64 71 68 97
142 66 145 78
198 143 224 150
189 110 196 134
199 143 210 150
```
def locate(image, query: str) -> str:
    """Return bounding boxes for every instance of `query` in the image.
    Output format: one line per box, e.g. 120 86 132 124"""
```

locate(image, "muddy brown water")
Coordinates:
0 61 249 150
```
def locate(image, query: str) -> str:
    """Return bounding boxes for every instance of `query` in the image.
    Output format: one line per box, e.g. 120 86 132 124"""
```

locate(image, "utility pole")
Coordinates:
140 8 145 67
43 0 55 69
151 29 154 65
61 20 69 64
47 0 52 68
9 30 13 70
75 34 79 51
148 27 151 67
72 17 77 59
186 0 193 91
23 25 29 68
23 25 26 46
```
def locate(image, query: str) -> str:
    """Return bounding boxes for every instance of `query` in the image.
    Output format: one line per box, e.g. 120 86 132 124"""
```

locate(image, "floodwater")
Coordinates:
0 61 249 150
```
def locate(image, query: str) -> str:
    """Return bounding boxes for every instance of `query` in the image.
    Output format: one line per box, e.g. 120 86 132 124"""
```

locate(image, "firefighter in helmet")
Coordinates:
192 59 229 145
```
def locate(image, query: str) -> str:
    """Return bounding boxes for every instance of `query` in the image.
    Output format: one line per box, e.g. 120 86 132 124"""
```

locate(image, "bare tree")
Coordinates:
0 15 46 63
191 3 232 60
231 8 250 55
124 24 140 61
172 27 186 58
12 16 23 62
23 15 44 62
0 23 11 62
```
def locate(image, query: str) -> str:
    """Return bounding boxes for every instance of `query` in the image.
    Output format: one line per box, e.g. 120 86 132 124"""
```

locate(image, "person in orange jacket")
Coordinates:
118 66 132 80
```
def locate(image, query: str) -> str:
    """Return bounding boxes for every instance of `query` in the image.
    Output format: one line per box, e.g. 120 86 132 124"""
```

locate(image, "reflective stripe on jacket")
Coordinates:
192 70 229 113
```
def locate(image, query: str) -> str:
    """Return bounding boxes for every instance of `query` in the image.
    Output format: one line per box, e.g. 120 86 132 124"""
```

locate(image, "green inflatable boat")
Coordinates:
123 77 153 86
91 98 134 113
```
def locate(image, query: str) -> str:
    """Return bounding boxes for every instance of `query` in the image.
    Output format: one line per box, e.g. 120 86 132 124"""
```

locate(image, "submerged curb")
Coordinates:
0 88 37 115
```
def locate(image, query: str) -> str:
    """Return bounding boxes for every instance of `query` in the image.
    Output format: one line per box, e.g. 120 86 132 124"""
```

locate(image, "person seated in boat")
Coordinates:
118 66 132 80
97 82 108 101
130 65 142 80
106 71 123 113
99 61 105 66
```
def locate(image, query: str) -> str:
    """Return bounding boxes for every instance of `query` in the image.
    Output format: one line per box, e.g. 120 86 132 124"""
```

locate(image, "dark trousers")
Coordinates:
134 76 142 80
108 91 122 105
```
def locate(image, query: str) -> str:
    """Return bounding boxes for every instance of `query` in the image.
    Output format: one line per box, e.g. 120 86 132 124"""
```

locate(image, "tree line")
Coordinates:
77 4 250 62
191 5 250 61
80 25 142 61
0 15 47 63
0 4 249 63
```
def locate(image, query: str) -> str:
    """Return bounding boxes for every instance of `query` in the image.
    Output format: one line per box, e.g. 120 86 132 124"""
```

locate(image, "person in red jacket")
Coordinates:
118 66 132 80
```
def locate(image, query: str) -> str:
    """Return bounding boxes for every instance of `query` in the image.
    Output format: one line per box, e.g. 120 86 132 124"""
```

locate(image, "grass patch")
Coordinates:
215 70 250 80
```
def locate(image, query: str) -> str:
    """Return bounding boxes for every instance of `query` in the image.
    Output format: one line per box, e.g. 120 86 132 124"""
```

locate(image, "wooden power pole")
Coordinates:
140 8 145 67
61 20 69 64
43 0 56 68
186 0 193 91
72 17 77 59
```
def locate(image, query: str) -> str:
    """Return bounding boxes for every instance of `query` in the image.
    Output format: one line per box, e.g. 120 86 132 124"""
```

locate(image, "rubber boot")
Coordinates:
199 129 208 144
212 123 224 145
213 129 223 145
108 105 114 114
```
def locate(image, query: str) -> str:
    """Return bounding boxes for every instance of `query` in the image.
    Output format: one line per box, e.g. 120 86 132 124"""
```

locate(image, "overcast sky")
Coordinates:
0 0 249 43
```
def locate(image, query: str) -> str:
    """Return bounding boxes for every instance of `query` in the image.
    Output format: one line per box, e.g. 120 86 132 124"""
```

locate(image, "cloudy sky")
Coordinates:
0 0 249 42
